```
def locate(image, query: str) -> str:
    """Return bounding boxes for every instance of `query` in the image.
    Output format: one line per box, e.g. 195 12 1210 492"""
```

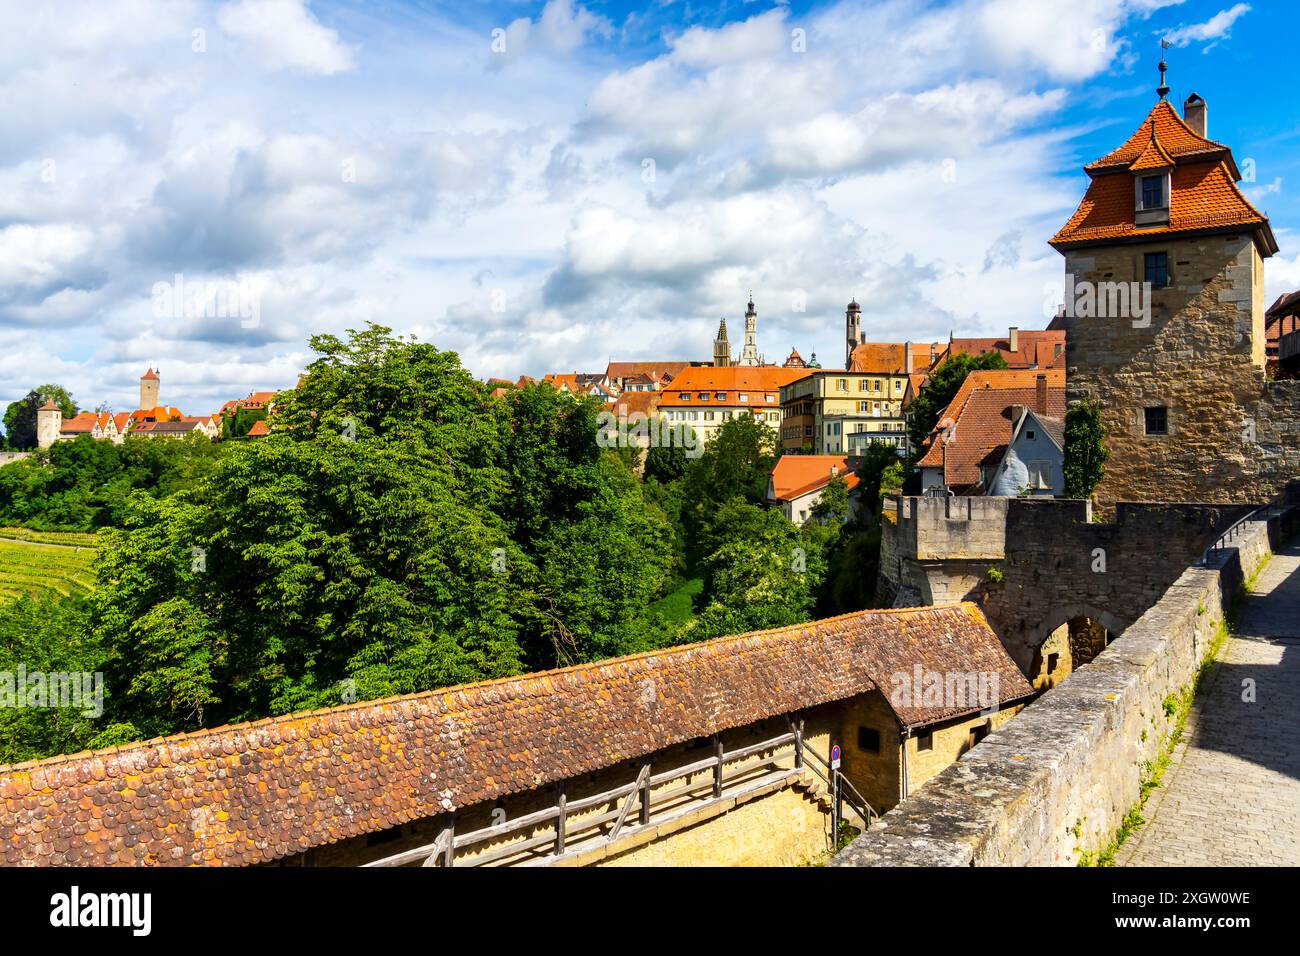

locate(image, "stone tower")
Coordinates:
36 399 62 449
738 297 761 367
140 367 160 409
1050 66 1285 507
713 320 732 367
845 299 862 369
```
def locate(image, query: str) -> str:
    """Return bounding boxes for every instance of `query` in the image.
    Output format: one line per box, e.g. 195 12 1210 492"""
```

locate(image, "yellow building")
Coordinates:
779 368 908 455
659 366 807 446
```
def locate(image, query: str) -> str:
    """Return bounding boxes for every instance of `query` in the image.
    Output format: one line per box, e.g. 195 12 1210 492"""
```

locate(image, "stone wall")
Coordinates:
880 496 1249 671
1062 235 1298 507
832 506 1298 867
0 452 31 467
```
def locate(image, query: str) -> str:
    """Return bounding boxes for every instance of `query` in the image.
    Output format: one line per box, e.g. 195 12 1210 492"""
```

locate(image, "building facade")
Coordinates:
1050 75 1300 507
779 369 908 455
659 366 805 445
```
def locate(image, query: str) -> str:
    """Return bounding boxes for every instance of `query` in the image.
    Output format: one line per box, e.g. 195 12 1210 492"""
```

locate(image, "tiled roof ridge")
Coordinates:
1086 99 1230 171
0 602 977 776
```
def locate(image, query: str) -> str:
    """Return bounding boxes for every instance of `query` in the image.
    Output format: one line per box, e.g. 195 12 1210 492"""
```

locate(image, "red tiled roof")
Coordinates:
38 399 60 411
1052 98 1275 253
917 369 1066 488
851 333 1064 378
140 367 159 381
770 455 861 501
1085 99 1229 172
609 392 662 418
58 412 99 434
660 365 808 407
606 361 692 382
848 342 941 375
246 420 270 437
0 604 1031 866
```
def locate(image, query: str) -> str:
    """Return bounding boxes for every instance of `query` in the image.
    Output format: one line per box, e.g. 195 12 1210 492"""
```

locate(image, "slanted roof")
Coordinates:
58 412 99 434
659 365 808 406
1085 99 1230 172
770 455 860 501
140 367 159 381
1052 97 1275 254
0 603 1031 866
246 420 270 437
917 369 1066 488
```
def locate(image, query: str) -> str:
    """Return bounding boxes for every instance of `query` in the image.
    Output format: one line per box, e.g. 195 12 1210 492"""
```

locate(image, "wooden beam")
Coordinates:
556 781 567 855
609 764 650 842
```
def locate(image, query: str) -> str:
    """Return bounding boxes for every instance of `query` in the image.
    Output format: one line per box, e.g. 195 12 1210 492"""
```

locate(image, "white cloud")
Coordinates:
217 0 356 75
1164 3 1252 48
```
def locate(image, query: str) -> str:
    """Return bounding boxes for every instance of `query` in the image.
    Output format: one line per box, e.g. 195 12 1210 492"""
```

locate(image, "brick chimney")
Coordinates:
1035 373 1048 416
1008 327 1019 353
904 341 913 374
1183 93 1207 138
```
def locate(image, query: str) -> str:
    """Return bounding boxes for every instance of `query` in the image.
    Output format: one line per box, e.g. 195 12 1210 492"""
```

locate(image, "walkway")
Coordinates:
1119 538 1300 866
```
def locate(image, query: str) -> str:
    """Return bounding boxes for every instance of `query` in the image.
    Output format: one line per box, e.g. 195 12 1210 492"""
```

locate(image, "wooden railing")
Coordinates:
364 719 876 867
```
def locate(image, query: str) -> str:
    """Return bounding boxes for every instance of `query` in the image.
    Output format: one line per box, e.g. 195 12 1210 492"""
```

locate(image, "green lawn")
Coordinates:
647 576 703 624
0 537 97 603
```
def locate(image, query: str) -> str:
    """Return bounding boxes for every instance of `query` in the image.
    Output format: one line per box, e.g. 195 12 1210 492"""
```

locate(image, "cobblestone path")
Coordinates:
1119 539 1300 866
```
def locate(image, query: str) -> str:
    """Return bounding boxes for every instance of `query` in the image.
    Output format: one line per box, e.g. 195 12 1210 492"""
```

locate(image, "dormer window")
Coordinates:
1134 171 1170 227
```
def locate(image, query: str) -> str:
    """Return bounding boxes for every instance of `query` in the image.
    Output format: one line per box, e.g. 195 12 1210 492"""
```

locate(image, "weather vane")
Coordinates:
1157 38 1171 100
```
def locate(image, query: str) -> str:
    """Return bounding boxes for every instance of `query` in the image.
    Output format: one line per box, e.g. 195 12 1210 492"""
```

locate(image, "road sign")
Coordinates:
830 744 841 770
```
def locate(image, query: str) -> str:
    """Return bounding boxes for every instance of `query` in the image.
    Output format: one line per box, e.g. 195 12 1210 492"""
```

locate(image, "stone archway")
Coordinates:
1027 605 1129 690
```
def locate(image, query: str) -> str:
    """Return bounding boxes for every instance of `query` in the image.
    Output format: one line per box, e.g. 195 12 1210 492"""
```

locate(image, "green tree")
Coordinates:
1063 399 1109 499
906 352 1008 461
3 385 77 450
86 325 674 738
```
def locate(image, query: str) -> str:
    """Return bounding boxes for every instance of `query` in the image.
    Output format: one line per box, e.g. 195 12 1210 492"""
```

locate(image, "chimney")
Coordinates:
830 463 839 477
904 341 914 374
1008 327 1019 353
929 342 937 364
1183 93 1207 138
1035 373 1048 416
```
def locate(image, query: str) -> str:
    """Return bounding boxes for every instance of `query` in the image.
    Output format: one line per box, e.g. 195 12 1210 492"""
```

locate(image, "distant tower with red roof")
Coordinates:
140 367 160 410
36 399 62 450
1049 59 1279 507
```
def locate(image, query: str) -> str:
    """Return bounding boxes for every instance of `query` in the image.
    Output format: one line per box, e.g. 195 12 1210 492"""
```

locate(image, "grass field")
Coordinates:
646 576 703 624
0 536 98 603
0 526 101 548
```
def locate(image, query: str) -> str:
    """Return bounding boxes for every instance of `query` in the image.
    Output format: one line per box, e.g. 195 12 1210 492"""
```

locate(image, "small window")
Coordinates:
738 393 748 403
1144 251 1169 288
857 726 881 754
916 732 933 752
1144 406 1168 436
681 393 691 401
715 392 725 401
1025 430 1035 441
1047 652 1060 674
1141 175 1164 209
699 392 709 401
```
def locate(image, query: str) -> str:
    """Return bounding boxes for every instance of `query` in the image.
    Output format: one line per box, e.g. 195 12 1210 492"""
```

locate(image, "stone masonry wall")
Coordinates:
831 506 1298 867
880 496 1249 672
1062 235 1297 507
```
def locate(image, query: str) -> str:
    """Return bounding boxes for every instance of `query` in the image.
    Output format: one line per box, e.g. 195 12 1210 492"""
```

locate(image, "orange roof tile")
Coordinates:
916 369 1065 488
0 603 1031 866
140 367 159 380
1053 98 1275 254
1086 98 1230 171
770 455 861 501
659 365 808 407
246 420 270 437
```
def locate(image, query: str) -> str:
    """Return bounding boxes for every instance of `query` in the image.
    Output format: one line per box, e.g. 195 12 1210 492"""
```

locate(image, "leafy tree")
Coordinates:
809 474 851 524
644 442 689 483
1063 399 1109 499
906 352 1008 461
86 325 675 737
0 433 224 530
3 385 77 449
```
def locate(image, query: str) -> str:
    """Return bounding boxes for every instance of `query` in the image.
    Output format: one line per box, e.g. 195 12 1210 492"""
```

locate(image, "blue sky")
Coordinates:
2 0 1297 415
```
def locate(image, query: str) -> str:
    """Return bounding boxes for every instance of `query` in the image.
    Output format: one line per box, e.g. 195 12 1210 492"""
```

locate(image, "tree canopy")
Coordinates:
3 385 77 450
85 326 675 737
905 351 1009 460
1063 399 1109 500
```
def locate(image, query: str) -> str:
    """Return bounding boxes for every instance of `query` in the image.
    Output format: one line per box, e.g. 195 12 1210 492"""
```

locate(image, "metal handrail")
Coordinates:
1194 504 1281 566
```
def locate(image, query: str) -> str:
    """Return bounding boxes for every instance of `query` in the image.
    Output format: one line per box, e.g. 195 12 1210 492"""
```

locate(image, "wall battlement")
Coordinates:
835 505 1299 867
